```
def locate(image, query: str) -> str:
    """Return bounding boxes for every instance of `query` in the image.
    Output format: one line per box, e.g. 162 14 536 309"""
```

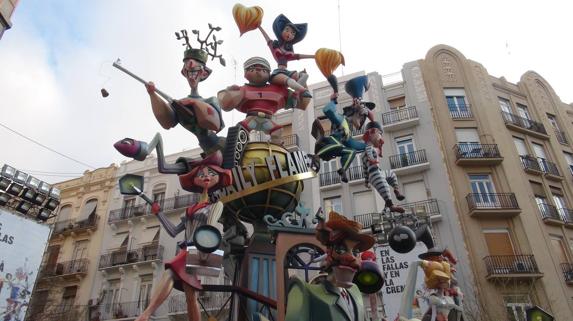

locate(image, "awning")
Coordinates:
138 227 159 245
108 233 129 250
78 200 97 220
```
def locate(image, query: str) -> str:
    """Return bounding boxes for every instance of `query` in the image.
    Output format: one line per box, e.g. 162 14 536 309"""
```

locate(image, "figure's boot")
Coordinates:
386 199 405 213
394 188 406 201
337 168 349 183
114 138 149 161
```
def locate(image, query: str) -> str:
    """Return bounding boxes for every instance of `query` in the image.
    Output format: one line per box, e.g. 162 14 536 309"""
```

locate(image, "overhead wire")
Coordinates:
0 121 97 169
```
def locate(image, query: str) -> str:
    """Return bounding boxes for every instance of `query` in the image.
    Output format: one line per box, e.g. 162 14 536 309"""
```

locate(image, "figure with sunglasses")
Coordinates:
218 56 304 144
145 47 226 156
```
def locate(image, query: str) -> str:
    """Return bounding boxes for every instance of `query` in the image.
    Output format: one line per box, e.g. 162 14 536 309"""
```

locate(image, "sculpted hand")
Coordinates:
178 97 198 106
145 82 156 95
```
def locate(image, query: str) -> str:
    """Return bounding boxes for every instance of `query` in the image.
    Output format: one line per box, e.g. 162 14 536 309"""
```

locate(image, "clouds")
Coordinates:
1 0 572 183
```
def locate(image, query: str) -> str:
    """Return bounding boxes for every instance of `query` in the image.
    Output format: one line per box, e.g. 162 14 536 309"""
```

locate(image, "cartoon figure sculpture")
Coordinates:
144 27 226 156
217 56 301 144
362 121 405 213
256 13 314 101
134 153 232 321
312 89 366 183
285 211 374 321
342 76 376 131
398 246 463 321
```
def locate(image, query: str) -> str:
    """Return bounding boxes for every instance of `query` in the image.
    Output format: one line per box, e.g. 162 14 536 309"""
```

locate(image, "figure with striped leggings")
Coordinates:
362 121 405 213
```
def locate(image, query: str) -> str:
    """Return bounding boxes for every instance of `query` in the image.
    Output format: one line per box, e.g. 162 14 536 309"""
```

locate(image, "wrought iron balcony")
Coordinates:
381 106 419 131
561 263 573 284
519 155 562 179
538 203 563 225
26 305 87 321
354 199 440 229
319 170 341 187
389 150 430 175
559 208 573 228
484 255 542 280
98 242 164 270
448 104 473 119
466 193 520 218
52 214 99 237
454 144 503 165
99 301 142 320
555 129 569 145
40 259 89 279
108 194 198 224
539 158 562 180
501 111 548 139
520 155 542 173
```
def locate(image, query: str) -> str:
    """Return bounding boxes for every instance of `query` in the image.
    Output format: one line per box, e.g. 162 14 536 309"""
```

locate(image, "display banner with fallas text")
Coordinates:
0 208 50 320
376 243 430 320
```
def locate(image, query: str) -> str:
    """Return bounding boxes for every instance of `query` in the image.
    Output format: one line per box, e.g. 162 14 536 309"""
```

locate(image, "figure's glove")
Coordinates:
145 81 156 95
151 202 161 215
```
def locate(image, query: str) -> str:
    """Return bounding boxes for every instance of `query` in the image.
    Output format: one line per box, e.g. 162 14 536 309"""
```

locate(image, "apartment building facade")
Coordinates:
0 0 19 39
417 44 573 320
26 165 117 321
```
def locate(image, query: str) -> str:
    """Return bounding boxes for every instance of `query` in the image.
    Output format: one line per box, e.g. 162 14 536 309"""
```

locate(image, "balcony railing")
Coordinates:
559 208 573 226
99 242 164 269
448 104 473 119
484 255 541 277
454 144 502 161
520 155 542 172
466 193 519 211
520 155 562 178
26 305 87 321
40 259 89 278
561 263 573 283
52 214 99 235
539 158 561 178
381 106 418 125
108 194 198 223
555 129 568 145
99 301 143 320
347 165 365 182
282 134 299 148
319 170 341 187
389 150 428 169
538 203 562 223
501 111 548 136
354 199 440 228
168 292 231 314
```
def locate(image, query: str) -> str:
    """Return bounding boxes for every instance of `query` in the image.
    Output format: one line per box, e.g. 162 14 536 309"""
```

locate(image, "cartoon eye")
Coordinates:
207 168 218 176
352 248 361 257
334 244 347 255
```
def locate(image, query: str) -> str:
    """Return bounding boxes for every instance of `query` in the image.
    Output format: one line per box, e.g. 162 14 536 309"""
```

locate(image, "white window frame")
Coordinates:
469 174 498 206
498 97 512 114
504 294 531 321
323 196 343 214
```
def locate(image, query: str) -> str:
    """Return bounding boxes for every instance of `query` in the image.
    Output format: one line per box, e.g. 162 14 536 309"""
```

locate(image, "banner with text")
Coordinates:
0 208 51 320
376 243 430 320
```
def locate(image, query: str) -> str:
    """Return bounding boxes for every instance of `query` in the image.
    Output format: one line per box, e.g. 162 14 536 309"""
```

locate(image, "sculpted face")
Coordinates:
281 25 296 42
193 166 220 190
181 58 208 88
244 64 270 85
328 238 361 288
368 128 384 149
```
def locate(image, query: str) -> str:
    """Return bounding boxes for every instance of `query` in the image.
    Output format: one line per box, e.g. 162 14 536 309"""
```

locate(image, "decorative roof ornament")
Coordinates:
175 23 226 66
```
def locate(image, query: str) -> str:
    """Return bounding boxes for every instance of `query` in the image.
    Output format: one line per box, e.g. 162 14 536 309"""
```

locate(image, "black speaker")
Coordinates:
388 225 416 254
353 260 384 294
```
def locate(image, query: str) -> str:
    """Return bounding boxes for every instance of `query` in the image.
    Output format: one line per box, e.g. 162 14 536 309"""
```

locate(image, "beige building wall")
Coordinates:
27 164 118 321
0 0 19 39
418 44 573 320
